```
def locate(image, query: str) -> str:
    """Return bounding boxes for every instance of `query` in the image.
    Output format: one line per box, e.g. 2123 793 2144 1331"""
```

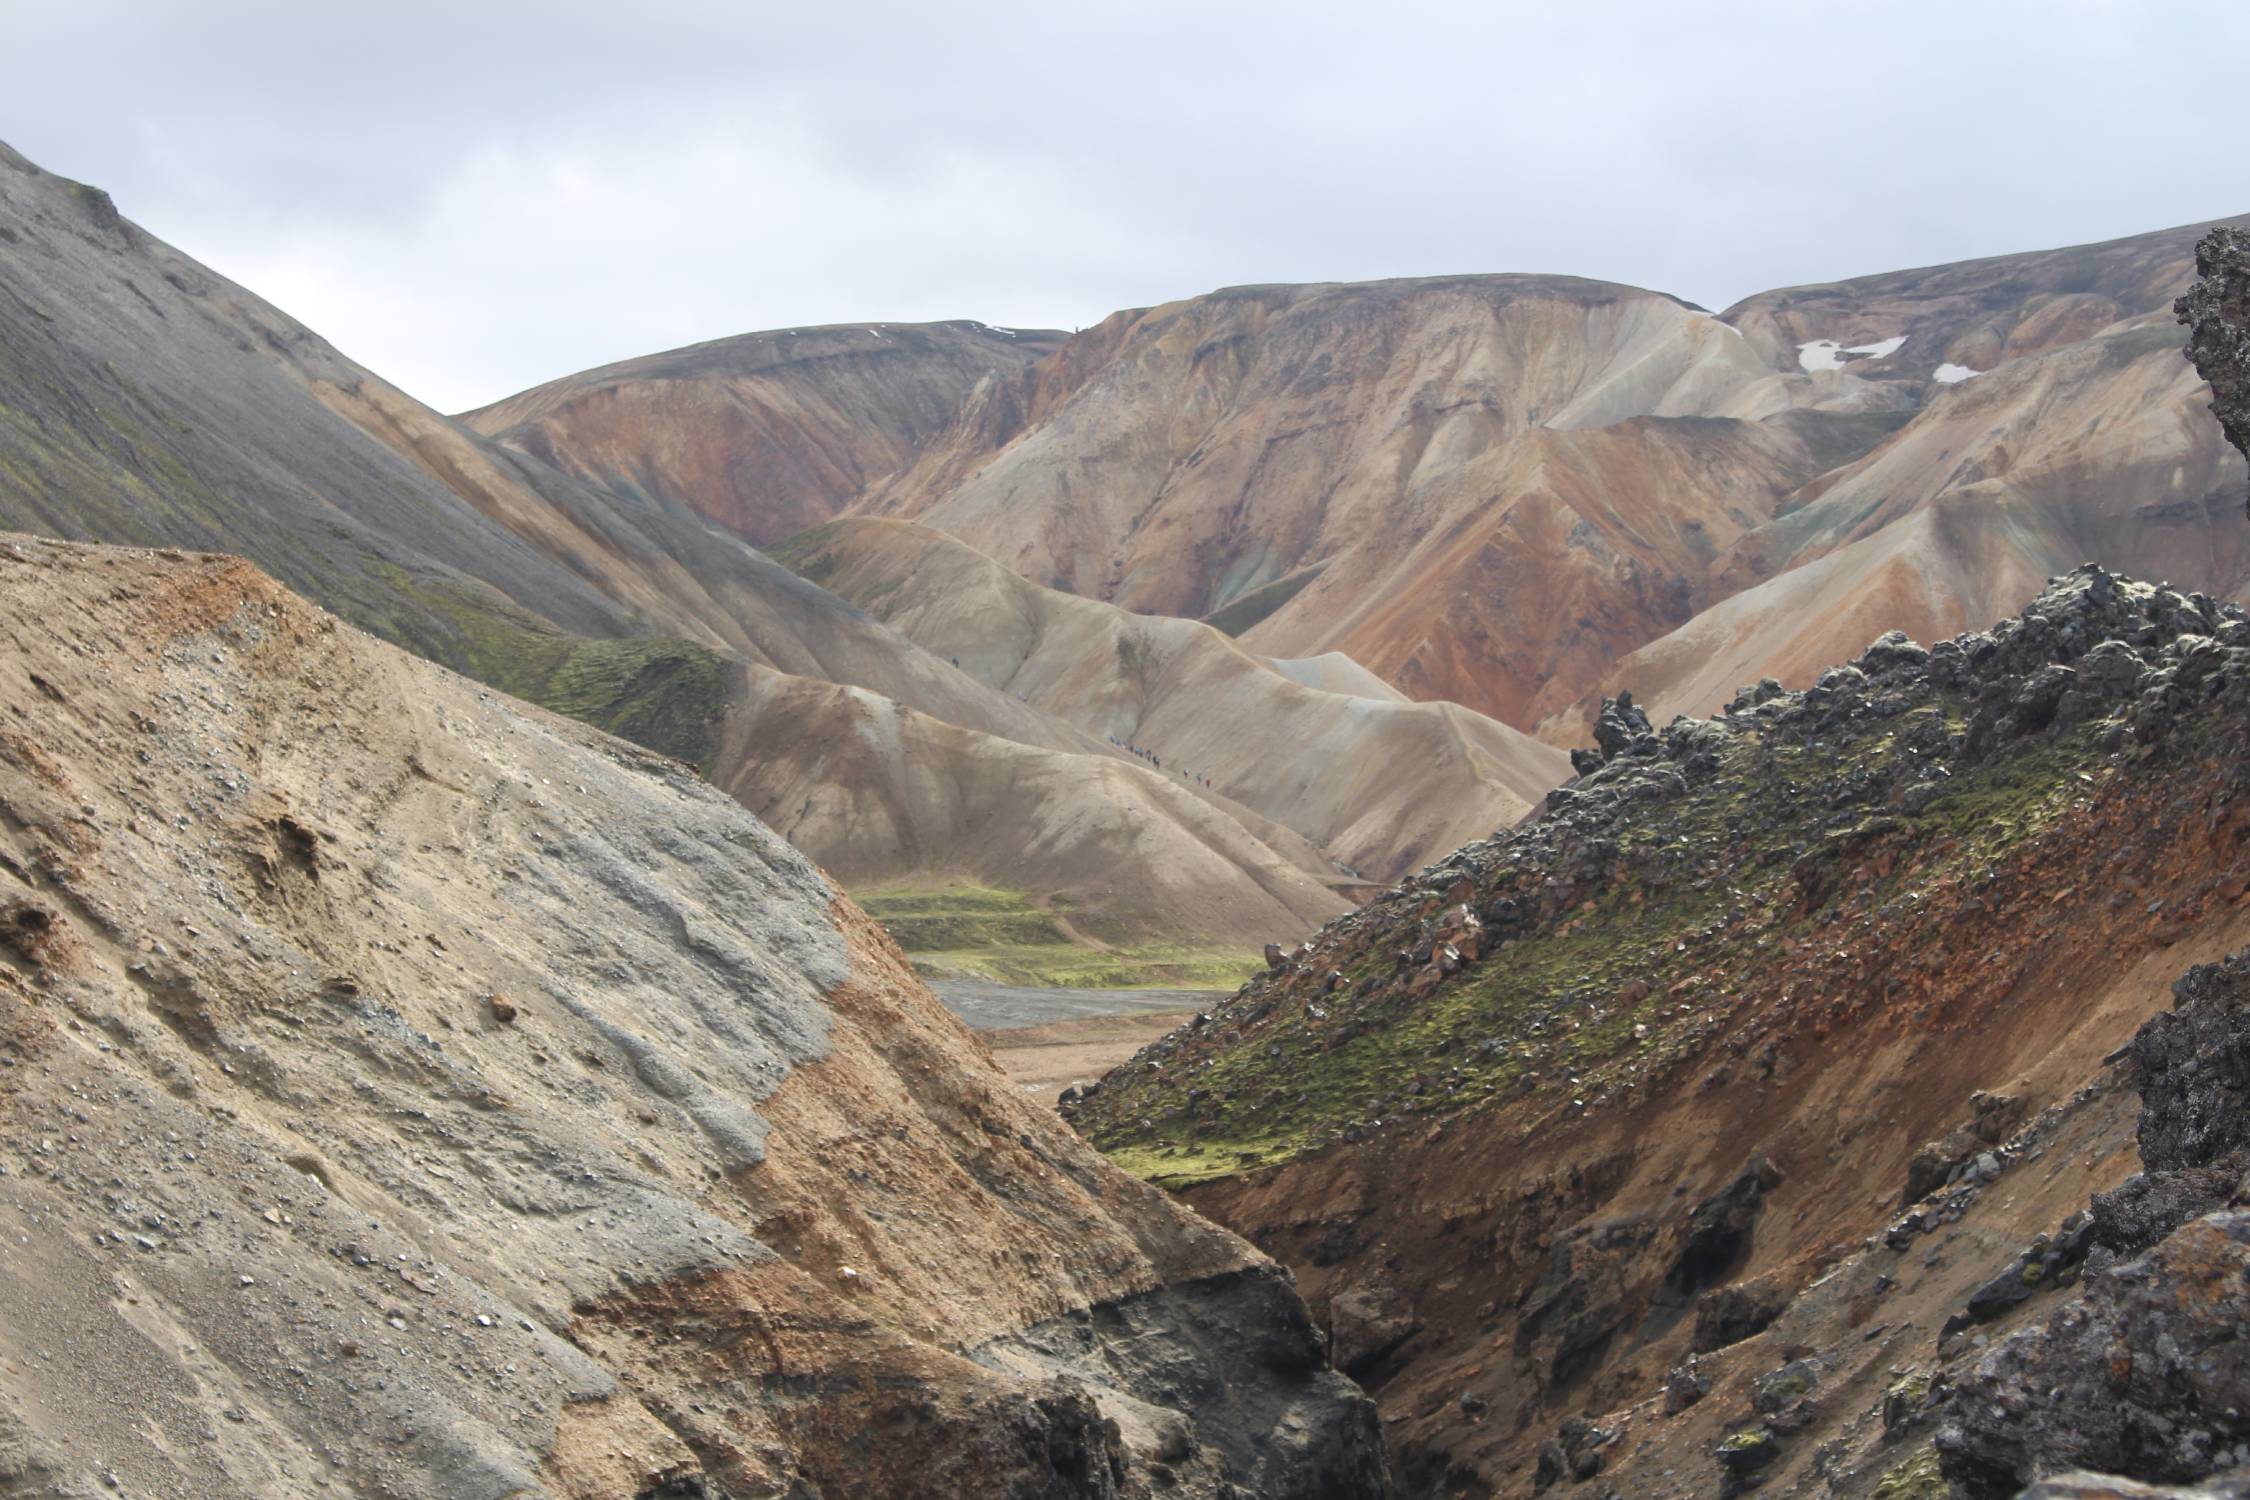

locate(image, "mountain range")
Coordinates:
10 135 2243 979
7 126 2250 1500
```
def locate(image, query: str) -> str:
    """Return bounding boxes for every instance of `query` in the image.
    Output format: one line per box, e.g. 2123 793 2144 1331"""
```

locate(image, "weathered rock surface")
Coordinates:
1938 952 2250 1497
2179 226 2250 509
0 536 1389 1498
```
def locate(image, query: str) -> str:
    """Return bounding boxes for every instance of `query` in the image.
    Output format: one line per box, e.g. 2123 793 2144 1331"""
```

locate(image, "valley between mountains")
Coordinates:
6 127 2250 1500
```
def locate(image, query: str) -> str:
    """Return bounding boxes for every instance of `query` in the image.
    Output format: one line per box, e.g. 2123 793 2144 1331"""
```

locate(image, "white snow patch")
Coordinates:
1798 340 1845 371
1797 334 1906 372
1933 362 1980 384
868 327 884 339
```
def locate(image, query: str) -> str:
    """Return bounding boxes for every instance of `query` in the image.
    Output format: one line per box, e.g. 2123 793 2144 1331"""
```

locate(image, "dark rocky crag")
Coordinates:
2180 226 2250 514
1935 952 2250 1496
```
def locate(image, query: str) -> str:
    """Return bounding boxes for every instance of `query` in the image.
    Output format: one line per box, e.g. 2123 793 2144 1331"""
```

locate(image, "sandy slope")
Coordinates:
778 518 1568 880
708 659 1349 941
0 533 1384 1497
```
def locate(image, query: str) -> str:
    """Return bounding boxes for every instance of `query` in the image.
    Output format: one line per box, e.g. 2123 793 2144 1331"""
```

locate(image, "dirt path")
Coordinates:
980 1011 1197 1106
930 982 1213 1107
931 981 1220 1030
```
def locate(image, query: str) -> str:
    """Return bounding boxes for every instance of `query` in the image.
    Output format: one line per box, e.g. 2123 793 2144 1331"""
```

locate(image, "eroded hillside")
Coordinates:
1068 569 2250 1495
774 519 1567 882
0 534 1392 1498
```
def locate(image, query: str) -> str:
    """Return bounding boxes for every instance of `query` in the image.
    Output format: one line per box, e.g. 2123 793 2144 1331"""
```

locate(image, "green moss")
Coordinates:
1202 565 1322 637
1080 697 2133 1183
855 881 1259 990
1872 1444 1949 1500
368 563 730 770
766 524 844 588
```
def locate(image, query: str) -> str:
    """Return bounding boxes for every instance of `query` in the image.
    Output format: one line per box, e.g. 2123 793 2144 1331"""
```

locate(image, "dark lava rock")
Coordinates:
2132 951 2250 1175
1591 692 1655 762
1533 1417 1610 1490
2094 951 2250 1254
1938 1212 2250 1497
1716 1426 1783 1495
1751 1357 1821 1418
1669 1156 1782 1295
1691 1271 1792 1354
2178 226 2250 509
1664 1358 1710 1415
1938 948 2250 1498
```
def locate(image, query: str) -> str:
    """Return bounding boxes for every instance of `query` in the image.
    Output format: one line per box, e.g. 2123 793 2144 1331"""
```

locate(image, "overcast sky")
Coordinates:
8 1 2246 412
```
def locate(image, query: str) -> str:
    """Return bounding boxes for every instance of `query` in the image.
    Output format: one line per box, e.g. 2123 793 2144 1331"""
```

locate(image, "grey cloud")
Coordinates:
7 0 2244 410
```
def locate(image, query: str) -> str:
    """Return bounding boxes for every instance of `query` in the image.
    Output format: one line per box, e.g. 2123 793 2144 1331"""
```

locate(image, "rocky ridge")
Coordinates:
2180 226 2250 515
1066 563 2250 1494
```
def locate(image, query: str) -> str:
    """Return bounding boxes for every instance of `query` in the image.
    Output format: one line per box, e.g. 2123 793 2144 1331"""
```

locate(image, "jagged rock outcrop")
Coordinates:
2179 226 2250 509
0 535 1389 1498
1937 952 2250 1497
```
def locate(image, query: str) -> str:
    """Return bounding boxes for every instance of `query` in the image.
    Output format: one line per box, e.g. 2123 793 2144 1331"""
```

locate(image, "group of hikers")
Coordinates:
1108 736 1216 790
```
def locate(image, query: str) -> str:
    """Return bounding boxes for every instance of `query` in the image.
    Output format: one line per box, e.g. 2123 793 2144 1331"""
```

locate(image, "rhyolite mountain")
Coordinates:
0 532 1390 1498
0 138 1366 957
463 320 1065 545
491 218 2250 749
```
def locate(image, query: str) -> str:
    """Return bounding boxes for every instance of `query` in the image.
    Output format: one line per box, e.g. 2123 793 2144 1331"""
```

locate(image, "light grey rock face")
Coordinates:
2022 1474 2250 1499
0 546 841 1496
